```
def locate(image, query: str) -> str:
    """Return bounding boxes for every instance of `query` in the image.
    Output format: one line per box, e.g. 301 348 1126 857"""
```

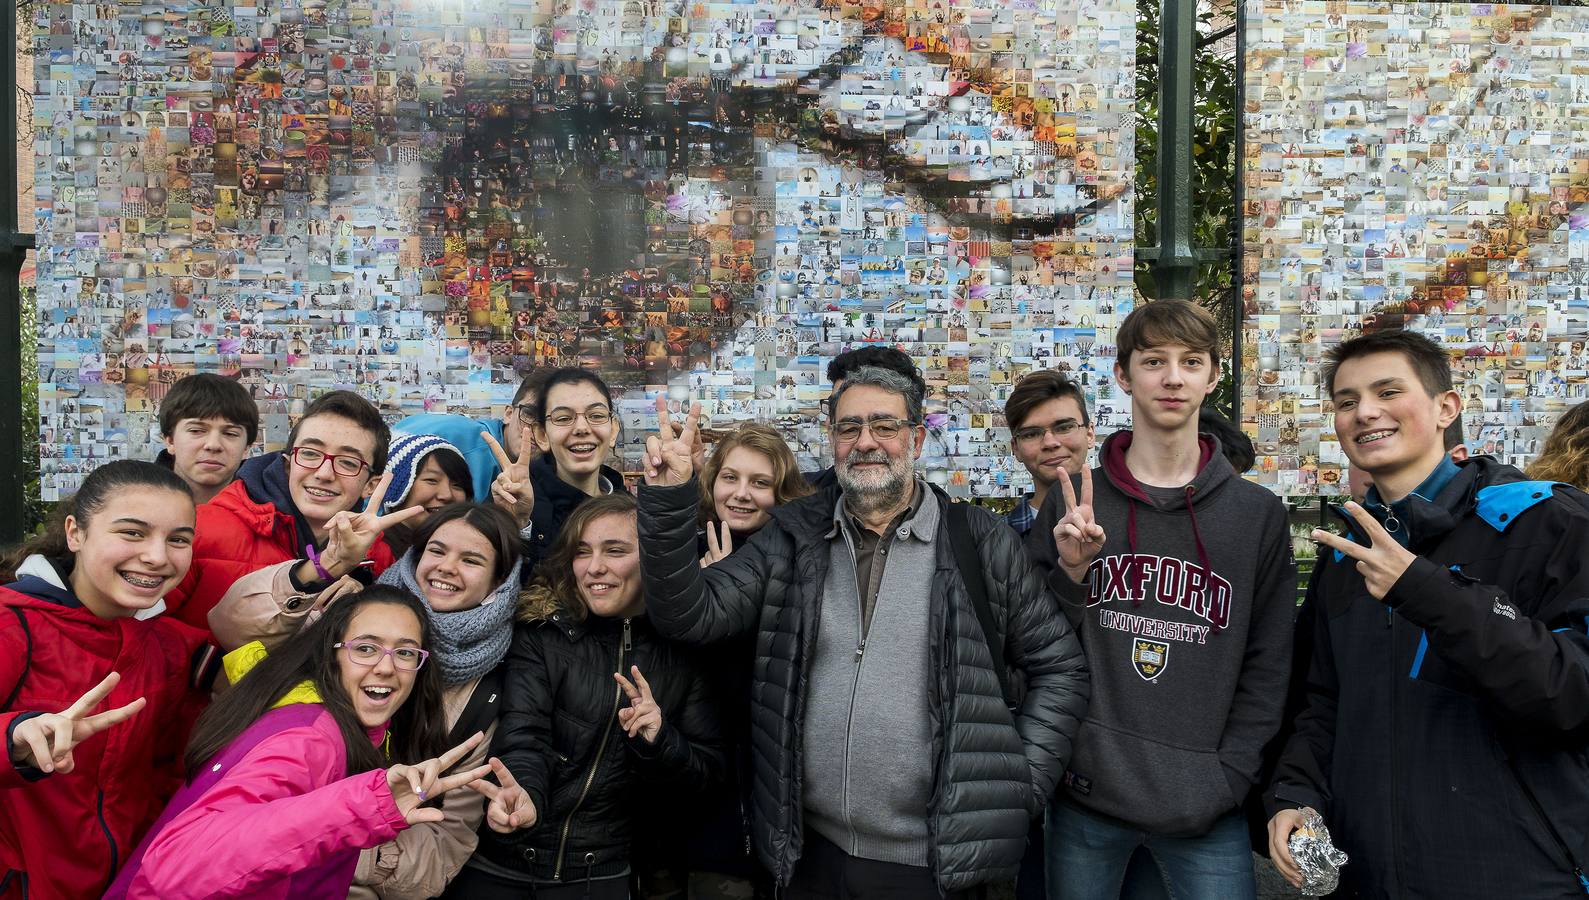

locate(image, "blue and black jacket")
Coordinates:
1270 455 1589 899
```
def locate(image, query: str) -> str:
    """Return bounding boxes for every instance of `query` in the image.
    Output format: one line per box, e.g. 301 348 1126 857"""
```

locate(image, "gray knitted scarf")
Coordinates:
378 552 522 686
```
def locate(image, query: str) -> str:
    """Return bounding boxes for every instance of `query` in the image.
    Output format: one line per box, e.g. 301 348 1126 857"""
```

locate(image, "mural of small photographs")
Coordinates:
30 0 1135 501
1241 0 1589 496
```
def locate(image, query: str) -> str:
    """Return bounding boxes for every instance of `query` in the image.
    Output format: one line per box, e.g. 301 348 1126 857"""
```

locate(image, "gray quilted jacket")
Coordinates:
637 479 1090 893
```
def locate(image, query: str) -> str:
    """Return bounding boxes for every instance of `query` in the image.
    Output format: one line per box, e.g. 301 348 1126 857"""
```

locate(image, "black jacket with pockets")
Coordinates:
1270 457 1589 899
636 478 1090 893
481 612 724 884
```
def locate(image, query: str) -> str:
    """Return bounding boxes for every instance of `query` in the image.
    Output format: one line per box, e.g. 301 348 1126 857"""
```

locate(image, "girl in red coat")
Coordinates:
1 461 213 900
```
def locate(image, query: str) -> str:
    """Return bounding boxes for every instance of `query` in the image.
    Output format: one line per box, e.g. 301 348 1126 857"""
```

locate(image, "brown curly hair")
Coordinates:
1526 403 1589 490
517 493 638 623
698 424 812 526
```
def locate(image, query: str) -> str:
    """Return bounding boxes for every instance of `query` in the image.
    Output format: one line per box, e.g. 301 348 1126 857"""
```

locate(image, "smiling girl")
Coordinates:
520 369 629 570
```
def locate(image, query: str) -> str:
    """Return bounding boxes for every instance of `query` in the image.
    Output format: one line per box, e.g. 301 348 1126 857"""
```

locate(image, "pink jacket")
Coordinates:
105 703 409 899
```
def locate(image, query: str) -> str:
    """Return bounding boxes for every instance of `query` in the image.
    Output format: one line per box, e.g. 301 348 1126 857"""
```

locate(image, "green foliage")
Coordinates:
21 283 46 536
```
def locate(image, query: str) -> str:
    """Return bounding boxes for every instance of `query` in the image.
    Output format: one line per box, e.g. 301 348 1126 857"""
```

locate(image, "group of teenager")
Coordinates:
2 298 1587 900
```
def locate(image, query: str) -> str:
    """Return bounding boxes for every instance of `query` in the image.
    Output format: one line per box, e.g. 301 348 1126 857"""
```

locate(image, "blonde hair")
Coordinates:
698 424 812 525
1527 403 1589 490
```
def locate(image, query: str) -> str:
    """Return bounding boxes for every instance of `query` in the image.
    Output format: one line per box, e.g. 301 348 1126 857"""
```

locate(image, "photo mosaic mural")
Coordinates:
1242 0 1589 495
31 0 1135 500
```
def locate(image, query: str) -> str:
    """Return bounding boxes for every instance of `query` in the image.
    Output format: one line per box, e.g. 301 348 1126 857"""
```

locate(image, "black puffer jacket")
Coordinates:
637 479 1090 893
523 454 629 577
480 612 724 884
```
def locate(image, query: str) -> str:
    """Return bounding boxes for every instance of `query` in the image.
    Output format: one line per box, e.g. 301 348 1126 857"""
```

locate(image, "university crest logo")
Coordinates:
1132 639 1169 682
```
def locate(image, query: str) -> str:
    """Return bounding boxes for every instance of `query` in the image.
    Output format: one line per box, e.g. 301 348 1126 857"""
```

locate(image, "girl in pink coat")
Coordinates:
106 586 494 899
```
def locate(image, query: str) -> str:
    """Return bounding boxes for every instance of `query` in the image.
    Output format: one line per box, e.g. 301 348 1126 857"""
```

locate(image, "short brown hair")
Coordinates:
1322 329 1453 398
1116 299 1221 371
699 424 813 524
287 390 392 475
1005 369 1090 431
159 373 260 445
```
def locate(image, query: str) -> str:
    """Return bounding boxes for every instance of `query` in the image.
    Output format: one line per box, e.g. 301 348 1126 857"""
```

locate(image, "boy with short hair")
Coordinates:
1267 329 1589 897
1004 369 1095 535
164 390 409 632
156 374 260 504
1026 299 1296 899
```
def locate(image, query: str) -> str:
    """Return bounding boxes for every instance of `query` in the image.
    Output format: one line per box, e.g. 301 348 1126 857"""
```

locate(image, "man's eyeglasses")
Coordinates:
288 446 370 478
832 418 916 444
334 641 430 671
545 408 613 428
1014 420 1084 444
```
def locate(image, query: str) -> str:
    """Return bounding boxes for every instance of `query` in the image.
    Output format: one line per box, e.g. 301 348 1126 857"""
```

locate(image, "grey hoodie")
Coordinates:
1025 430 1296 836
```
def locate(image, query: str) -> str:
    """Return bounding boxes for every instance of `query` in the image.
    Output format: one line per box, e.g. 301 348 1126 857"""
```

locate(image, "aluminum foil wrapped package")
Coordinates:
1288 809 1348 896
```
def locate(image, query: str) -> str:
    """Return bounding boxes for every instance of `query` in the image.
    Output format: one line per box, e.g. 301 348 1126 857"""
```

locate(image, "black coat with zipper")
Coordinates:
479 612 725 884
522 454 629 580
1269 457 1589 899
636 478 1091 894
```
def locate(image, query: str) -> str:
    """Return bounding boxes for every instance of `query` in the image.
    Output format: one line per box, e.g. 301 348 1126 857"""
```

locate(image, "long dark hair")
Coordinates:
184 586 448 777
406 502 523 586
0 460 192 583
518 493 637 623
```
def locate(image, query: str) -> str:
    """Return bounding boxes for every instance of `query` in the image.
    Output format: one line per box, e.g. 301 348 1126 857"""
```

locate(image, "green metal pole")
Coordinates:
1 0 36 543
1154 0 1197 301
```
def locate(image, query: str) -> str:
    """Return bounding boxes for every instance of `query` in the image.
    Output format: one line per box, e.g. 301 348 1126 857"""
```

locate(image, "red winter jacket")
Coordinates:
0 574 211 900
164 453 396 633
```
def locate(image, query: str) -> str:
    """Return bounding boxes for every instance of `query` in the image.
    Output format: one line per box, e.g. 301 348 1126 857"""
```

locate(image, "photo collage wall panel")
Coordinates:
31 0 1135 500
1242 0 1589 496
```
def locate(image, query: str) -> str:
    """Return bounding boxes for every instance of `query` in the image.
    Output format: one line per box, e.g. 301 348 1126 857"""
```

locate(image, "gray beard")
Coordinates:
837 456 914 518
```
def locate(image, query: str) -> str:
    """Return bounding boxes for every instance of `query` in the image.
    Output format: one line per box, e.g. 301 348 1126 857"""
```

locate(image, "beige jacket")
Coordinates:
210 562 494 900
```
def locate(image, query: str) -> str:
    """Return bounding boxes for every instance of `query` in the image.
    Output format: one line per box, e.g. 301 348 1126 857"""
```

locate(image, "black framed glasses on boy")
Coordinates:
334 641 430 671
288 446 370 478
515 403 538 424
832 418 916 443
1014 420 1083 444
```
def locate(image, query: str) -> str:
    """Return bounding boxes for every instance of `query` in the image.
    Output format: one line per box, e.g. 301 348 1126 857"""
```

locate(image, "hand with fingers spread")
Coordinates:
644 397 701 487
614 665 663 744
472 757 538 832
701 520 734 568
317 470 428 578
1311 501 1416 600
1052 467 1108 583
483 425 536 529
385 731 494 826
8 672 146 775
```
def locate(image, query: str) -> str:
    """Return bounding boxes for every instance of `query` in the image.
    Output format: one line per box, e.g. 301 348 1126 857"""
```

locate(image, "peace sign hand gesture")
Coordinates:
1311 501 1416 600
318 471 428 577
385 731 494 826
644 397 701 487
614 665 664 744
472 757 539 833
701 520 733 568
8 672 146 775
1052 467 1107 583
483 424 536 529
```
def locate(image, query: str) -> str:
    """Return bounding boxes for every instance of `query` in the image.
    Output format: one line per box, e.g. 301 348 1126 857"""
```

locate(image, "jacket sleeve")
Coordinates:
1215 519 1297 805
354 721 492 899
1384 502 1589 737
626 655 725 792
1267 569 1336 818
980 514 1089 810
637 480 770 644
493 624 555 831
129 727 409 897
207 561 318 653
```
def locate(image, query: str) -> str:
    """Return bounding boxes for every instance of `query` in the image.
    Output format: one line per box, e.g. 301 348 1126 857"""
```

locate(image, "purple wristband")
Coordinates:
304 544 334 582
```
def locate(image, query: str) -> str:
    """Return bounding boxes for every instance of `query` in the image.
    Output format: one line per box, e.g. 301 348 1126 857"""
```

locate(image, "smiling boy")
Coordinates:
1026 299 1296 899
1267 329 1589 897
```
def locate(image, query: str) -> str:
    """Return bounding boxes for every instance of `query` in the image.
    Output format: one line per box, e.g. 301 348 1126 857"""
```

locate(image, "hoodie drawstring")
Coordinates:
1183 485 1222 632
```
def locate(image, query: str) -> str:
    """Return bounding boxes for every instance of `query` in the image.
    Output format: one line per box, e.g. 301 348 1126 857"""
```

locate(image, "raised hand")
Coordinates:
643 397 701 487
614 665 663 744
700 520 734 568
472 757 538 833
319 470 428 576
8 672 146 774
483 424 536 529
1052 467 1107 583
385 731 493 826
1311 501 1416 600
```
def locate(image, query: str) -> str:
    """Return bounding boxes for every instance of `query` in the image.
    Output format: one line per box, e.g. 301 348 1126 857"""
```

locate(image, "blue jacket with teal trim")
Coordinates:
1269 456 1589 899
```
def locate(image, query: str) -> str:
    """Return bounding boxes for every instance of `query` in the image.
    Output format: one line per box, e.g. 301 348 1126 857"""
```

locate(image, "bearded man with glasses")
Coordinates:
635 364 1090 899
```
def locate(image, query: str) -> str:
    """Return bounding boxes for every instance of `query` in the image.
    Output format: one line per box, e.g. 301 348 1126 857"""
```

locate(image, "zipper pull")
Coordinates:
855 638 865 660
622 618 632 652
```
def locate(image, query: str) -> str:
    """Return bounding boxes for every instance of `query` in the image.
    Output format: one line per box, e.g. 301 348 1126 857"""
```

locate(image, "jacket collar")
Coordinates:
531 453 623 511
11 554 166 619
1099 429 1229 509
825 474 937 541
1340 456 1506 551
234 452 316 549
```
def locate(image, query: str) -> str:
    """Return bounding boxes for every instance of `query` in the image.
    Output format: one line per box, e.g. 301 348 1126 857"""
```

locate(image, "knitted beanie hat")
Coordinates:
379 434 467 514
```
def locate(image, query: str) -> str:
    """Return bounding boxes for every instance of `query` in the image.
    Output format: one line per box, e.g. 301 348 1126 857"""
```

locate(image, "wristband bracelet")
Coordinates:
304 544 334 582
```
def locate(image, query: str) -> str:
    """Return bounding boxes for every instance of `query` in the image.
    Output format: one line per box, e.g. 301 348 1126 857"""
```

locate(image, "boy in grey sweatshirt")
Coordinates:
1025 300 1296 900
